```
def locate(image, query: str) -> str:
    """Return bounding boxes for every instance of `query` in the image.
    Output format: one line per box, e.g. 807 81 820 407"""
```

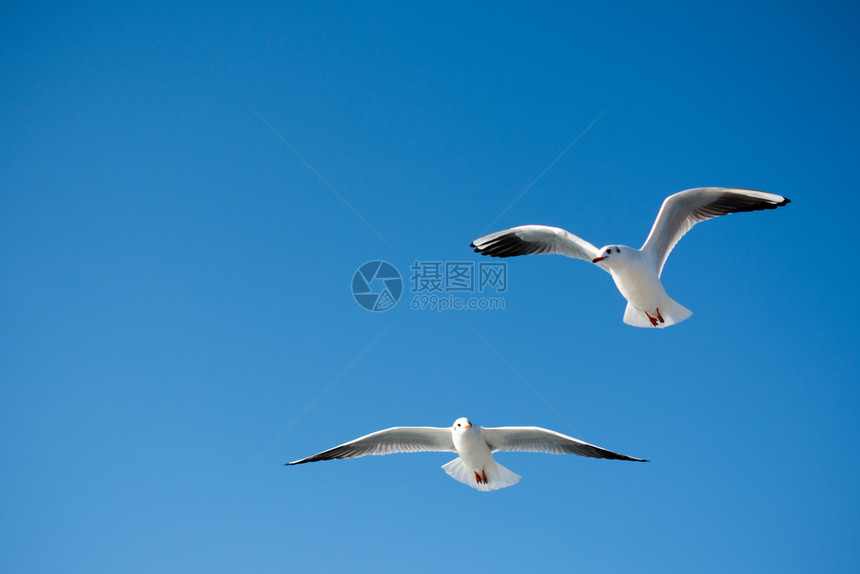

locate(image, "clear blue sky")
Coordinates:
3 1 859 572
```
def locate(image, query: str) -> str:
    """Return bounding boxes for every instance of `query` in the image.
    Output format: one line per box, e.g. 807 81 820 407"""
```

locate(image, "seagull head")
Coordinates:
592 245 628 265
453 417 473 432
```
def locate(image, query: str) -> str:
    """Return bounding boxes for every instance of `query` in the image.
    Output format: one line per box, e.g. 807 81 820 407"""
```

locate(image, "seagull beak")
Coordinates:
592 256 605 263
464 423 471 429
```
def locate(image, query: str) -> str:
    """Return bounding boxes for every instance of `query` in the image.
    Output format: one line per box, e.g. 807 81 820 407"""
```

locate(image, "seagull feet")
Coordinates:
645 308 665 327
473 470 488 484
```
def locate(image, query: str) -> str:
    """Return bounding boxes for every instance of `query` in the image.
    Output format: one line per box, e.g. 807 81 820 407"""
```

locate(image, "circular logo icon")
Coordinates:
351 261 403 312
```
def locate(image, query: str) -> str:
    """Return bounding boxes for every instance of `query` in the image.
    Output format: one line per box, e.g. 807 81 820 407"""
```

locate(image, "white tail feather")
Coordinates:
622 295 693 329
441 457 521 492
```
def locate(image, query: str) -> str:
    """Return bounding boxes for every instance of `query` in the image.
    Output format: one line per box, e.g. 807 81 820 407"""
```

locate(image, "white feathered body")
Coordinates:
443 425 521 492
605 248 692 328
607 249 664 311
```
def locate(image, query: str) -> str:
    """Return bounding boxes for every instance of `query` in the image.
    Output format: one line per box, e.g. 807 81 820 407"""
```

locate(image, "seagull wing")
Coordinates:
286 427 455 465
482 426 646 461
641 187 790 276
471 225 601 265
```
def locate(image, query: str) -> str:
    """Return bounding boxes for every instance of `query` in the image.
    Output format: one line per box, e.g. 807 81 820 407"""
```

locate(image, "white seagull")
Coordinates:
471 187 790 328
287 417 645 491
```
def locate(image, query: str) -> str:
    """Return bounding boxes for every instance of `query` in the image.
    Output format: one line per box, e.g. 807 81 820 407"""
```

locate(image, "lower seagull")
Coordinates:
286 417 646 491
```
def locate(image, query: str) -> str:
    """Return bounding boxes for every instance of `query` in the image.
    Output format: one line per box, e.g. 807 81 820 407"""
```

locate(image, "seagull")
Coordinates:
286 417 645 491
471 187 790 328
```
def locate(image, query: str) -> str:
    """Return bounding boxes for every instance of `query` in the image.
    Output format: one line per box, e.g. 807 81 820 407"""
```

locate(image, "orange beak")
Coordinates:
464 423 471 429
592 256 605 263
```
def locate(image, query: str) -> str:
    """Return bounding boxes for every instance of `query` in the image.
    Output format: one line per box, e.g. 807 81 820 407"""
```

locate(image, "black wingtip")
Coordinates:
779 197 791 206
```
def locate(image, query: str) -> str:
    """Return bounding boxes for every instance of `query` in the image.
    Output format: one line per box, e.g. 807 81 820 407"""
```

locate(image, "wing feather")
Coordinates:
287 427 455 465
641 187 790 276
482 426 646 462
471 225 600 264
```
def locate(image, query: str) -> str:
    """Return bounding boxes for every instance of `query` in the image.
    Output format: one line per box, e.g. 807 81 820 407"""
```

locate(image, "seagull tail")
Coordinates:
622 296 692 329
441 458 521 492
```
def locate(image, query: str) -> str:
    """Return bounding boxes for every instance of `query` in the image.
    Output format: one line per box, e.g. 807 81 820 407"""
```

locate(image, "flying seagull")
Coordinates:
471 187 790 328
287 417 645 491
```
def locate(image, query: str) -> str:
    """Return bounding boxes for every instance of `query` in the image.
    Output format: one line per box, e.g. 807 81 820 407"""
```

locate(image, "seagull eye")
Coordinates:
605 249 611 254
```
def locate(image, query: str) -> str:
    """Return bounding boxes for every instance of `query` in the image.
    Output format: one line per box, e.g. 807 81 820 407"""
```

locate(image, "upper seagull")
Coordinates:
471 187 790 328
287 417 645 491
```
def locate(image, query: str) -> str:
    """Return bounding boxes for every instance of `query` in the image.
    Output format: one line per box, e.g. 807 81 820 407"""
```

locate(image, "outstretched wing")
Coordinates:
286 427 455 465
471 225 601 265
641 187 790 276
482 426 646 462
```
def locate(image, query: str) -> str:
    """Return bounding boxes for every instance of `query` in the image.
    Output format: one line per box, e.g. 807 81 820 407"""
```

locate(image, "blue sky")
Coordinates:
2 1 859 572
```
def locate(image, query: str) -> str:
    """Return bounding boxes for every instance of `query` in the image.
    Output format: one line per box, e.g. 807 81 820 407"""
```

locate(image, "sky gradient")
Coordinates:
3 1 859 572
